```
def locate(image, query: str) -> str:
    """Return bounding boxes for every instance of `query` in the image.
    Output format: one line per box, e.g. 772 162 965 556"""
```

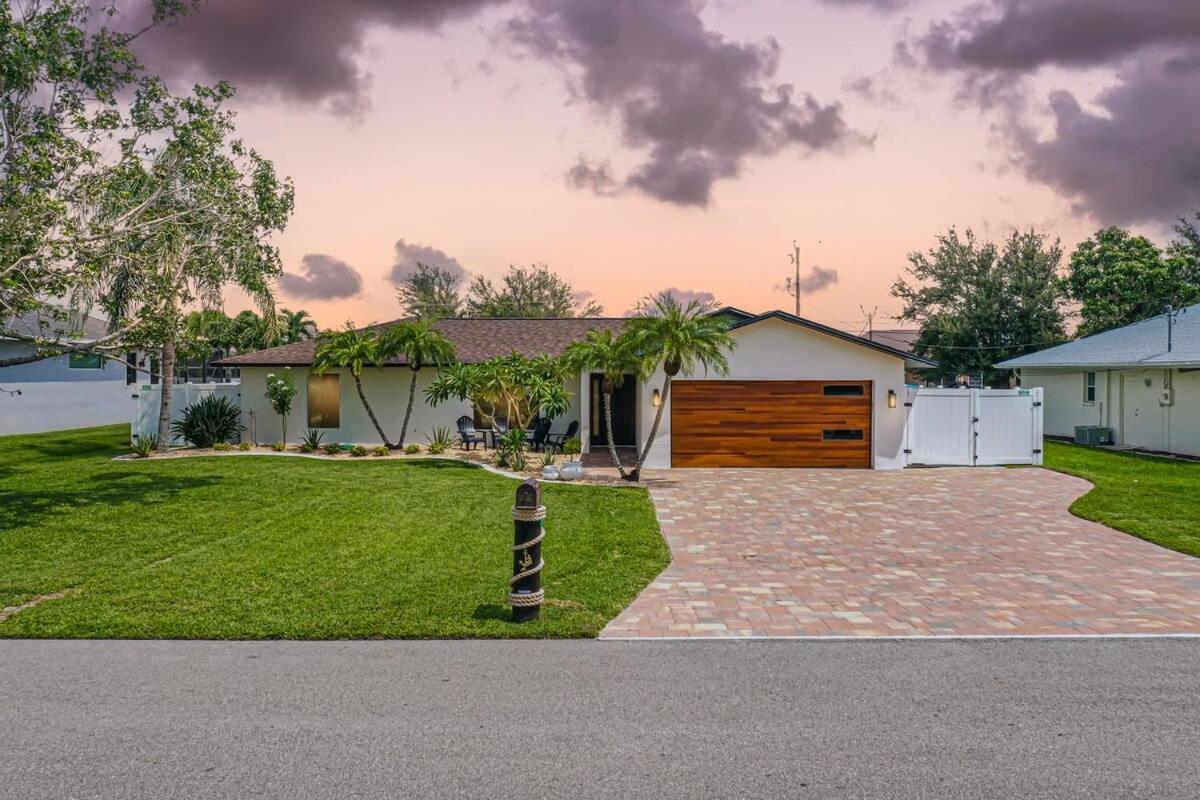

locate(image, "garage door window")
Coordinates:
823 429 865 441
822 384 865 397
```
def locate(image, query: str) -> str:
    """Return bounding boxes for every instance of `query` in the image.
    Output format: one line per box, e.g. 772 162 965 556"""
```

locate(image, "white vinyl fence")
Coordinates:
132 383 242 446
904 387 1044 467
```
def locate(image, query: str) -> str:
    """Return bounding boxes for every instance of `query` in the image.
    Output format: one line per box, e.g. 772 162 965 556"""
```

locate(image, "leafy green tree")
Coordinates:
623 294 735 482
396 263 463 319
93 81 293 451
892 228 1067 384
277 308 318 343
564 329 641 478
379 320 456 447
313 324 392 447
426 354 572 432
464 264 603 318
1066 227 1200 337
0 0 195 362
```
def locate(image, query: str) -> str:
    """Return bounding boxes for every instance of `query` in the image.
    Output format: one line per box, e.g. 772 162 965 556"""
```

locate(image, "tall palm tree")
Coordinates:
380 320 456 447
278 308 318 343
312 323 392 447
623 294 736 481
564 329 640 478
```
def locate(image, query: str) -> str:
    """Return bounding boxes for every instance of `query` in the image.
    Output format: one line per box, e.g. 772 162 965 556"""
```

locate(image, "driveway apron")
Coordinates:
602 468 1200 638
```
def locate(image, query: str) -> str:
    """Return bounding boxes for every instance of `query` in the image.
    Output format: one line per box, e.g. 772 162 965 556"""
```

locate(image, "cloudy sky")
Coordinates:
127 0 1200 330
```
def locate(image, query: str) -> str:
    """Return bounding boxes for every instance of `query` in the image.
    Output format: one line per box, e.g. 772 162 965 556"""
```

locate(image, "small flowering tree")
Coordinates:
264 368 298 446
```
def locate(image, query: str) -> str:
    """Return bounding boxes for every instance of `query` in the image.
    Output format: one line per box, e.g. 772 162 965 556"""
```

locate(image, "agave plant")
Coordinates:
171 395 244 448
299 428 325 453
131 434 159 458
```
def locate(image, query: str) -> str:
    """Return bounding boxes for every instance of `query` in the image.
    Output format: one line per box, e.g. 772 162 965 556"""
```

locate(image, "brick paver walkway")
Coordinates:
602 468 1200 638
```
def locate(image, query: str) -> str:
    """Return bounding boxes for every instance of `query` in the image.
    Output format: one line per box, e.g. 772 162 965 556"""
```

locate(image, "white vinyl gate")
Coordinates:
131 383 242 446
904 387 1044 466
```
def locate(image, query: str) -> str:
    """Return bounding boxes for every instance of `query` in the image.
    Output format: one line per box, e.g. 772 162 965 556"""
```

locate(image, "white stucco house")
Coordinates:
216 308 934 470
997 303 1200 457
0 310 149 436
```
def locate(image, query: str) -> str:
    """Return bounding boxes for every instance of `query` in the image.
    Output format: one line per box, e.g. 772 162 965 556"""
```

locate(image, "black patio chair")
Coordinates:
525 417 553 451
545 420 579 454
456 415 483 451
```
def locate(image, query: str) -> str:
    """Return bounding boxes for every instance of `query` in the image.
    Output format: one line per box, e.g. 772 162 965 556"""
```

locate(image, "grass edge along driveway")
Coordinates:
0 426 669 639
1043 440 1200 559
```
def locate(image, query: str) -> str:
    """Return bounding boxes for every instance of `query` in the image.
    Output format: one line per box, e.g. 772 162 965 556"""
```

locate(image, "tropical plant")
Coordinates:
277 308 318 343
540 451 559 468
264 369 298 446
379 320 456 447
426 353 572 431
623 293 735 481
426 425 456 454
313 323 392 447
562 437 582 457
350 445 369 457
496 427 529 470
131 435 159 458
171 394 244 448
371 445 389 457
299 428 325 453
565 329 641 478
404 443 422 455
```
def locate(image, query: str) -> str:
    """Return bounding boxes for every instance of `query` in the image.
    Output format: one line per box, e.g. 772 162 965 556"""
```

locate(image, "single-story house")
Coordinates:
216 309 934 470
996 303 1200 457
0 309 150 436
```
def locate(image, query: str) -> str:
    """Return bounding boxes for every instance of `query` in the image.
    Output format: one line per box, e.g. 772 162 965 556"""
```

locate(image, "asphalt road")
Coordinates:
2 639 1198 799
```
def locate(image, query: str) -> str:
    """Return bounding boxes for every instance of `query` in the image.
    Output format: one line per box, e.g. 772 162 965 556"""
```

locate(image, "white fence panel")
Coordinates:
131 383 243 446
905 387 1043 467
904 389 974 466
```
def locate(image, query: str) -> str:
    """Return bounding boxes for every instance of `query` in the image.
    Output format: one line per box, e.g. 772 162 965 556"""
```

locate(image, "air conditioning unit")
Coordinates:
1074 426 1111 445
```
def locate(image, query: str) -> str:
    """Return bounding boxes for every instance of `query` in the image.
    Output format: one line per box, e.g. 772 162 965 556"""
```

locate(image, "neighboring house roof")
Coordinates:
731 311 937 368
1 308 110 343
995 303 1200 369
866 329 919 355
216 311 938 368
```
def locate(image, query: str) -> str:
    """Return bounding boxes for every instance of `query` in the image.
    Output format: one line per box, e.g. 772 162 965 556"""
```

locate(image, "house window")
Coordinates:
69 352 104 369
823 429 865 441
1084 371 1096 404
823 384 865 397
307 373 340 428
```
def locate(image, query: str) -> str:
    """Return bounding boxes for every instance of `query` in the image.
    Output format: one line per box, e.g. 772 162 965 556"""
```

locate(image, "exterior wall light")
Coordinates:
888 389 897 409
651 388 662 408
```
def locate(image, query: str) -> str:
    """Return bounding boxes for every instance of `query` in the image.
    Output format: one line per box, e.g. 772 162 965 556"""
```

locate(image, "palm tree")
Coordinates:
312 323 392 447
564 329 640 478
278 308 318 343
623 293 736 481
380 320 456 447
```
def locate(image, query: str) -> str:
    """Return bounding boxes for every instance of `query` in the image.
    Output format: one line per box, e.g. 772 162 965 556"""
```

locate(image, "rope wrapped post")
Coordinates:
511 478 545 622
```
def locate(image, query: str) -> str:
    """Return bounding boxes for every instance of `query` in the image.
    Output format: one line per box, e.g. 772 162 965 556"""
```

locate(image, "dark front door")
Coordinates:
590 374 637 447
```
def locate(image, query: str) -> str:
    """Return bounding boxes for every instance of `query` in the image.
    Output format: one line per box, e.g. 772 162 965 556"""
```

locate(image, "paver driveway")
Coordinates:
602 468 1200 638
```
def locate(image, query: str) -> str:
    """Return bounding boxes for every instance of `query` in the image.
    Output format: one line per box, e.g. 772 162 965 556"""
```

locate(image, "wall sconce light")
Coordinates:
888 389 897 409
651 388 662 408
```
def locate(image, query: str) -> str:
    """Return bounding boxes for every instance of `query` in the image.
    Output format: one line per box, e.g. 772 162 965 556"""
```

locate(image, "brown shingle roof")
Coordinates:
215 317 627 367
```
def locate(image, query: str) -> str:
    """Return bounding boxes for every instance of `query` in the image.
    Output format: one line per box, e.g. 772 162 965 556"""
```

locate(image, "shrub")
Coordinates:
299 428 324 453
426 425 455 453
171 394 243 448
264 369 298 446
562 437 582 457
213 442 232 452
404 443 421 455
131 435 158 458
350 444 369 457
322 443 342 455
497 427 528 470
271 441 286 452
238 441 252 451
371 445 389 457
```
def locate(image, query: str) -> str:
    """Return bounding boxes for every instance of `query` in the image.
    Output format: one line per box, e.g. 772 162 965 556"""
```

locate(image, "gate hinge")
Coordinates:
1032 401 1042 407
903 449 912 455
1033 449 1042 454
904 402 913 408
972 417 980 423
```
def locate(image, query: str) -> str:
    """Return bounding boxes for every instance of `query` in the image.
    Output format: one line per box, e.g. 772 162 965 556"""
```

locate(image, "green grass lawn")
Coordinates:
0 425 668 639
1044 441 1200 558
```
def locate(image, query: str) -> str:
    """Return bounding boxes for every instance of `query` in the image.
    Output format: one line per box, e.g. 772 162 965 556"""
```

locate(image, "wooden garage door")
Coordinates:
670 380 872 468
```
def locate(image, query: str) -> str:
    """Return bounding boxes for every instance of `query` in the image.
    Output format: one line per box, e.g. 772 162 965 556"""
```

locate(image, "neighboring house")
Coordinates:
996 303 1200 457
865 329 927 385
0 310 149 436
217 309 934 469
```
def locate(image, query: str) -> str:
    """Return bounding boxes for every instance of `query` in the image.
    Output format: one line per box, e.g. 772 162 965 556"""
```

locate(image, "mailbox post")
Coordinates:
510 478 545 622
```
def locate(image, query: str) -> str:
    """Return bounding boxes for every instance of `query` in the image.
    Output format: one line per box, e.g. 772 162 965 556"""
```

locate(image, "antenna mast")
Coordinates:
788 241 801 316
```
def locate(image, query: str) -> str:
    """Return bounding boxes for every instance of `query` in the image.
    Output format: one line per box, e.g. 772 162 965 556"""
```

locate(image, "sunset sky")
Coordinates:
126 0 1200 332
